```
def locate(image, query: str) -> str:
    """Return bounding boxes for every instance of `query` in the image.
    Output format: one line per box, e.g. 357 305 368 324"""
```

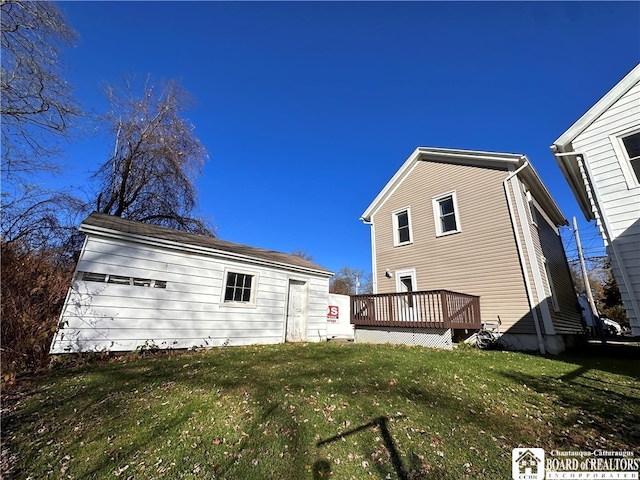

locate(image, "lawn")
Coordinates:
2 342 639 479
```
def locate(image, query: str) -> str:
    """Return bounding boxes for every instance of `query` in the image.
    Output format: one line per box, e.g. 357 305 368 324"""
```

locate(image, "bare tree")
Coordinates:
291 248 313 261
92 77 213 235
1 0 80 178
1 0 84 252
1 185 85 250
330 266 372 295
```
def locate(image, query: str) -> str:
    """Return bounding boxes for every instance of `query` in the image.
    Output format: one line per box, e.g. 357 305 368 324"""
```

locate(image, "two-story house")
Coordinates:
359 147 583 354
551 64 640 336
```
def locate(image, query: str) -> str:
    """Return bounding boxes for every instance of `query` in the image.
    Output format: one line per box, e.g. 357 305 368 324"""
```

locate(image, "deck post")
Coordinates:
441 291 449 328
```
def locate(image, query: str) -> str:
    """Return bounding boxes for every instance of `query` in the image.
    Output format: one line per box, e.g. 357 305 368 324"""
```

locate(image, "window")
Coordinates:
107 275 131 285
611 127 640 188
432 191 461 236
392 208 413 246
223 271 256 305
621 131 640 182
79 272 106 283
76 271 166 289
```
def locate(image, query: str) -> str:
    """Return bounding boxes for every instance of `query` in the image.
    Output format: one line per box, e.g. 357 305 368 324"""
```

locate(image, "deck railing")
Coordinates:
350 290 481 330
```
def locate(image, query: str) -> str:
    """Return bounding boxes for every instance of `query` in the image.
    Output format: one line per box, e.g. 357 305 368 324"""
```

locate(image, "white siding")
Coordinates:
572 80 640 330
51 235 330 353
572 82 640 238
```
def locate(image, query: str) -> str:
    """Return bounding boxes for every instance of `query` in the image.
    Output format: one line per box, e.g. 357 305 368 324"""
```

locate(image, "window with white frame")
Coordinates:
621 131 640 182
392 208 413 246
223 270 257 305
432 191 461 236
611 127 640 188
543 259 560 312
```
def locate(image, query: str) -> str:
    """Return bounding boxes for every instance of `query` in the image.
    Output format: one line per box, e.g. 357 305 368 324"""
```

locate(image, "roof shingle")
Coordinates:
81 212 332 274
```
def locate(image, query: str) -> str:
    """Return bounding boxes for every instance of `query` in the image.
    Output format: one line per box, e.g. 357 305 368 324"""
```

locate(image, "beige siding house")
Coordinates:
551 64 640 335
360 147 583 354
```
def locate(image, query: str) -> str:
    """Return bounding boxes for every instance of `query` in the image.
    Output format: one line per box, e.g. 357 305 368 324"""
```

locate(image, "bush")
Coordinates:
1 241 75 374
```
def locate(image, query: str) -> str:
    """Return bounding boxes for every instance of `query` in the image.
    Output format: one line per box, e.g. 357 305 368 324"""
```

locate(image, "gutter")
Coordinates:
503 160 546 355
360 217 378 294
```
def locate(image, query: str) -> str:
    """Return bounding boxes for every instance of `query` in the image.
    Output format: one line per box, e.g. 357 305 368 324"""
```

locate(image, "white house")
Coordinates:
50 213 333 353
551 63 640 335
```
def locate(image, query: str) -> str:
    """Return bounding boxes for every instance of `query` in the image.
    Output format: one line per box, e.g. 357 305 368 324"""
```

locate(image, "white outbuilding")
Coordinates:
50 213 333 353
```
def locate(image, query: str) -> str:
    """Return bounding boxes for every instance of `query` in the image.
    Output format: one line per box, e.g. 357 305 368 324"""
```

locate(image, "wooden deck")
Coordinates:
350 290 481 330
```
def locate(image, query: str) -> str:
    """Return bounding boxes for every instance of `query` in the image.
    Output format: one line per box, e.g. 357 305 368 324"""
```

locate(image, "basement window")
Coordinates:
77 271 167 289
79 272 106 283
107 275 132 285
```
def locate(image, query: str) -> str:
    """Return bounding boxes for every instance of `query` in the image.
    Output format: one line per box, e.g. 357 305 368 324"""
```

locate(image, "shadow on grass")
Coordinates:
318 416 408 480
502 343 640 449
9 342 639 478
558 343 640 381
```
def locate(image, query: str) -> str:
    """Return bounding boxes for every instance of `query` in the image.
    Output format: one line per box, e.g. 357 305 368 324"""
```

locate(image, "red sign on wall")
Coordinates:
327 305 339 322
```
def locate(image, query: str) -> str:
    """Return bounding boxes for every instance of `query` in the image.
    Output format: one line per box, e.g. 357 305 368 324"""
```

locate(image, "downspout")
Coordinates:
503 160 546 354
361 217 377 294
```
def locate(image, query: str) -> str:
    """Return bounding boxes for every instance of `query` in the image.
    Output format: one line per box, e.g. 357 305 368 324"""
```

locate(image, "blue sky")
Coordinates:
53 1 638 275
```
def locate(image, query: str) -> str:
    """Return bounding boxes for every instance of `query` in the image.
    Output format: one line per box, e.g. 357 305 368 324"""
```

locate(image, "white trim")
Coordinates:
361 147 566 226
554 64 640 147
503 163 546 354
220 268 259 308
361 147 524 222
395 268 417 293
392 206 414 247
361 148 424 222
368 221 378 294
432 191 462 237
609 124 640 190
511 176 556 336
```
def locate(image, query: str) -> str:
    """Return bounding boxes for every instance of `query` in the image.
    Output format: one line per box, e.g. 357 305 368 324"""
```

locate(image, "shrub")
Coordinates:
1 241 75 374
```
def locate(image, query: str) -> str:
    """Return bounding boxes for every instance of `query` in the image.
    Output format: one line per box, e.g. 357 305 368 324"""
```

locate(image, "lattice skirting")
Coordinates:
354 326 453 349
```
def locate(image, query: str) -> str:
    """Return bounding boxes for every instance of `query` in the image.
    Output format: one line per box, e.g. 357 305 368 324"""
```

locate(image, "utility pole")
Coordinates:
573 216 605 342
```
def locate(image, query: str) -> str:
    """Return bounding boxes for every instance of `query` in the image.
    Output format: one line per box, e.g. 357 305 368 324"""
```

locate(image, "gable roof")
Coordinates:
80 212 333 277
551 64 640 221
553 64 640 149
361 147 567 226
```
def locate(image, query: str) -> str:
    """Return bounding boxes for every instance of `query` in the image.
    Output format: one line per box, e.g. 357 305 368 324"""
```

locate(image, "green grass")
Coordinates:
2 342 639 479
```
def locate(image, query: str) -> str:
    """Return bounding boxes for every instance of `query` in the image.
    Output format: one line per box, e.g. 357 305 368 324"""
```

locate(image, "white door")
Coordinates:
286 280 307 342
396 269 417 322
